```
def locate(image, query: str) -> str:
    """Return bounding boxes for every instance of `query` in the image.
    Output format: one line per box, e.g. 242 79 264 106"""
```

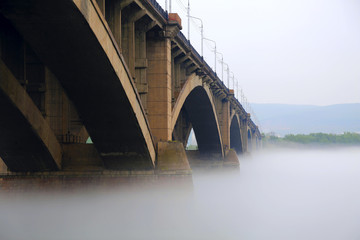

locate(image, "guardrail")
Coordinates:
177 31 188 45
177 32 228 91
148 0 168 20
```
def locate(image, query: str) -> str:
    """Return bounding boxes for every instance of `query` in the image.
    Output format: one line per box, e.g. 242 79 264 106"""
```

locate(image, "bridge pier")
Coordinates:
156 141 191 174
146 33 173 142
217 93 231 156
240 114 250 153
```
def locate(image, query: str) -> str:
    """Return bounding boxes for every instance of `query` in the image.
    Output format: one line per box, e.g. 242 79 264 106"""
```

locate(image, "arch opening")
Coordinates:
247 129 252 152
230 116 243 154
172 86 223 158
186 129 198 150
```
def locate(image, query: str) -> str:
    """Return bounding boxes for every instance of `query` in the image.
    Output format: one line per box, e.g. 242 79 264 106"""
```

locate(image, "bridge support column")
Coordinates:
121 13 136 77
105 0 122 48
121 6 148 80
240 115 250 153
224 149 240 169
134 25 149 112
146 20 181 143
217 98 231 157
146 34 172 142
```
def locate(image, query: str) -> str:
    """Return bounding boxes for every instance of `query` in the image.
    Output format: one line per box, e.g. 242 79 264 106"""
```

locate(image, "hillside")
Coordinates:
251 103 360 135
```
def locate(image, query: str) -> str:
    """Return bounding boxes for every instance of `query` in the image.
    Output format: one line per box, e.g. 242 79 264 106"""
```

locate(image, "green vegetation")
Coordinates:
86 137 93 144
186 145 198 150
263 132 360 145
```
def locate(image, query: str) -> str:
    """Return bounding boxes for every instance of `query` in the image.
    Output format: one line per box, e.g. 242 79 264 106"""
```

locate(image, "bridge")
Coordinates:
0 0 261 176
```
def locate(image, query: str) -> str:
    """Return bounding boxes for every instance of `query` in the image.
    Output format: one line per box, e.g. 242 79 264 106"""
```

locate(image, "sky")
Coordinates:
160 0 360 106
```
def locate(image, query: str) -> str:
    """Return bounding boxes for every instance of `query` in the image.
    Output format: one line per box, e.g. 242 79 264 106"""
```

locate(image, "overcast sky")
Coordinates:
160 0 360 106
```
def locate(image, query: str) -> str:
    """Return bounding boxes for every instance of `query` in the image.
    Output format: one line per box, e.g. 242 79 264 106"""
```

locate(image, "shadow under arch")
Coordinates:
230 114 243 154
247 128 253 152
172 76 223 158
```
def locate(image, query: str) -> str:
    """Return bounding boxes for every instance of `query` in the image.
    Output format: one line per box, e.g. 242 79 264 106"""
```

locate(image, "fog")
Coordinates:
1 147 360 240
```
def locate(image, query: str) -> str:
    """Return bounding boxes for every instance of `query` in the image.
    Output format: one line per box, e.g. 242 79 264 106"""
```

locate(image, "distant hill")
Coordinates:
251 103 360 135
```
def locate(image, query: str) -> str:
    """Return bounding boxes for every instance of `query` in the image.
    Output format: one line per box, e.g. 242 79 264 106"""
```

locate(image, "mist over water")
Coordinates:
1 147 360 240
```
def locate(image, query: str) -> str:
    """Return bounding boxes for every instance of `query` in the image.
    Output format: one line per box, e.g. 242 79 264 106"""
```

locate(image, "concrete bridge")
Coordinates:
0 0 261 174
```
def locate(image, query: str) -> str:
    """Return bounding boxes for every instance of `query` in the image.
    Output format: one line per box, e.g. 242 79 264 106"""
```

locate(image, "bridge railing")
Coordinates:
147 0 168 20
176 32 229 91
177 31 188 45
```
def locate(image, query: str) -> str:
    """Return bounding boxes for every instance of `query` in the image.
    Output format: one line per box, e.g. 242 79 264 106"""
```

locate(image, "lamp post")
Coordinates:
219 60 229 87
225 63 230 88
203 37 216 73
230 71 235 90
236 79 239 99
187 14 203 56
216 51 223 80
240 89 244 104
187 0 190 39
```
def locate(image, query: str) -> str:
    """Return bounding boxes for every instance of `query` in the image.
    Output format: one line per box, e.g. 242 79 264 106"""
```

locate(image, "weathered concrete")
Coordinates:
0 157 7 174
224 149 240 168
186 149 239 171
62 144 104 171
0 59 62 171
0 171 193 192
146 33 172 142
156 141 191 175
218 97 231 155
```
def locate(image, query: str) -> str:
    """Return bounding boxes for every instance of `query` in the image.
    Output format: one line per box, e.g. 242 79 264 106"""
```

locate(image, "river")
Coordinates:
1 146 360 240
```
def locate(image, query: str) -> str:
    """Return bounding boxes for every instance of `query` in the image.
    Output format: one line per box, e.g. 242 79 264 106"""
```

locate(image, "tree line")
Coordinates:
263 132 360 145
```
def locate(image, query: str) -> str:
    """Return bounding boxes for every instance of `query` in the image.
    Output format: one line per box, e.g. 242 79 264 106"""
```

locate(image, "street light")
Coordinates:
236 79 239 99
216 51 224 80
165 0 172 12
225 63 230 88
240 89 244 104
203 37 216 73
187 14 203 56
219 59 229 87
230 71 235 90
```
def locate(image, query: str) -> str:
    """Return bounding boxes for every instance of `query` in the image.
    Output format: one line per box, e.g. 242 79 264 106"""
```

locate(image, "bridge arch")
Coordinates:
230 114 243 154
171 74 224 158
0 0 156 169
